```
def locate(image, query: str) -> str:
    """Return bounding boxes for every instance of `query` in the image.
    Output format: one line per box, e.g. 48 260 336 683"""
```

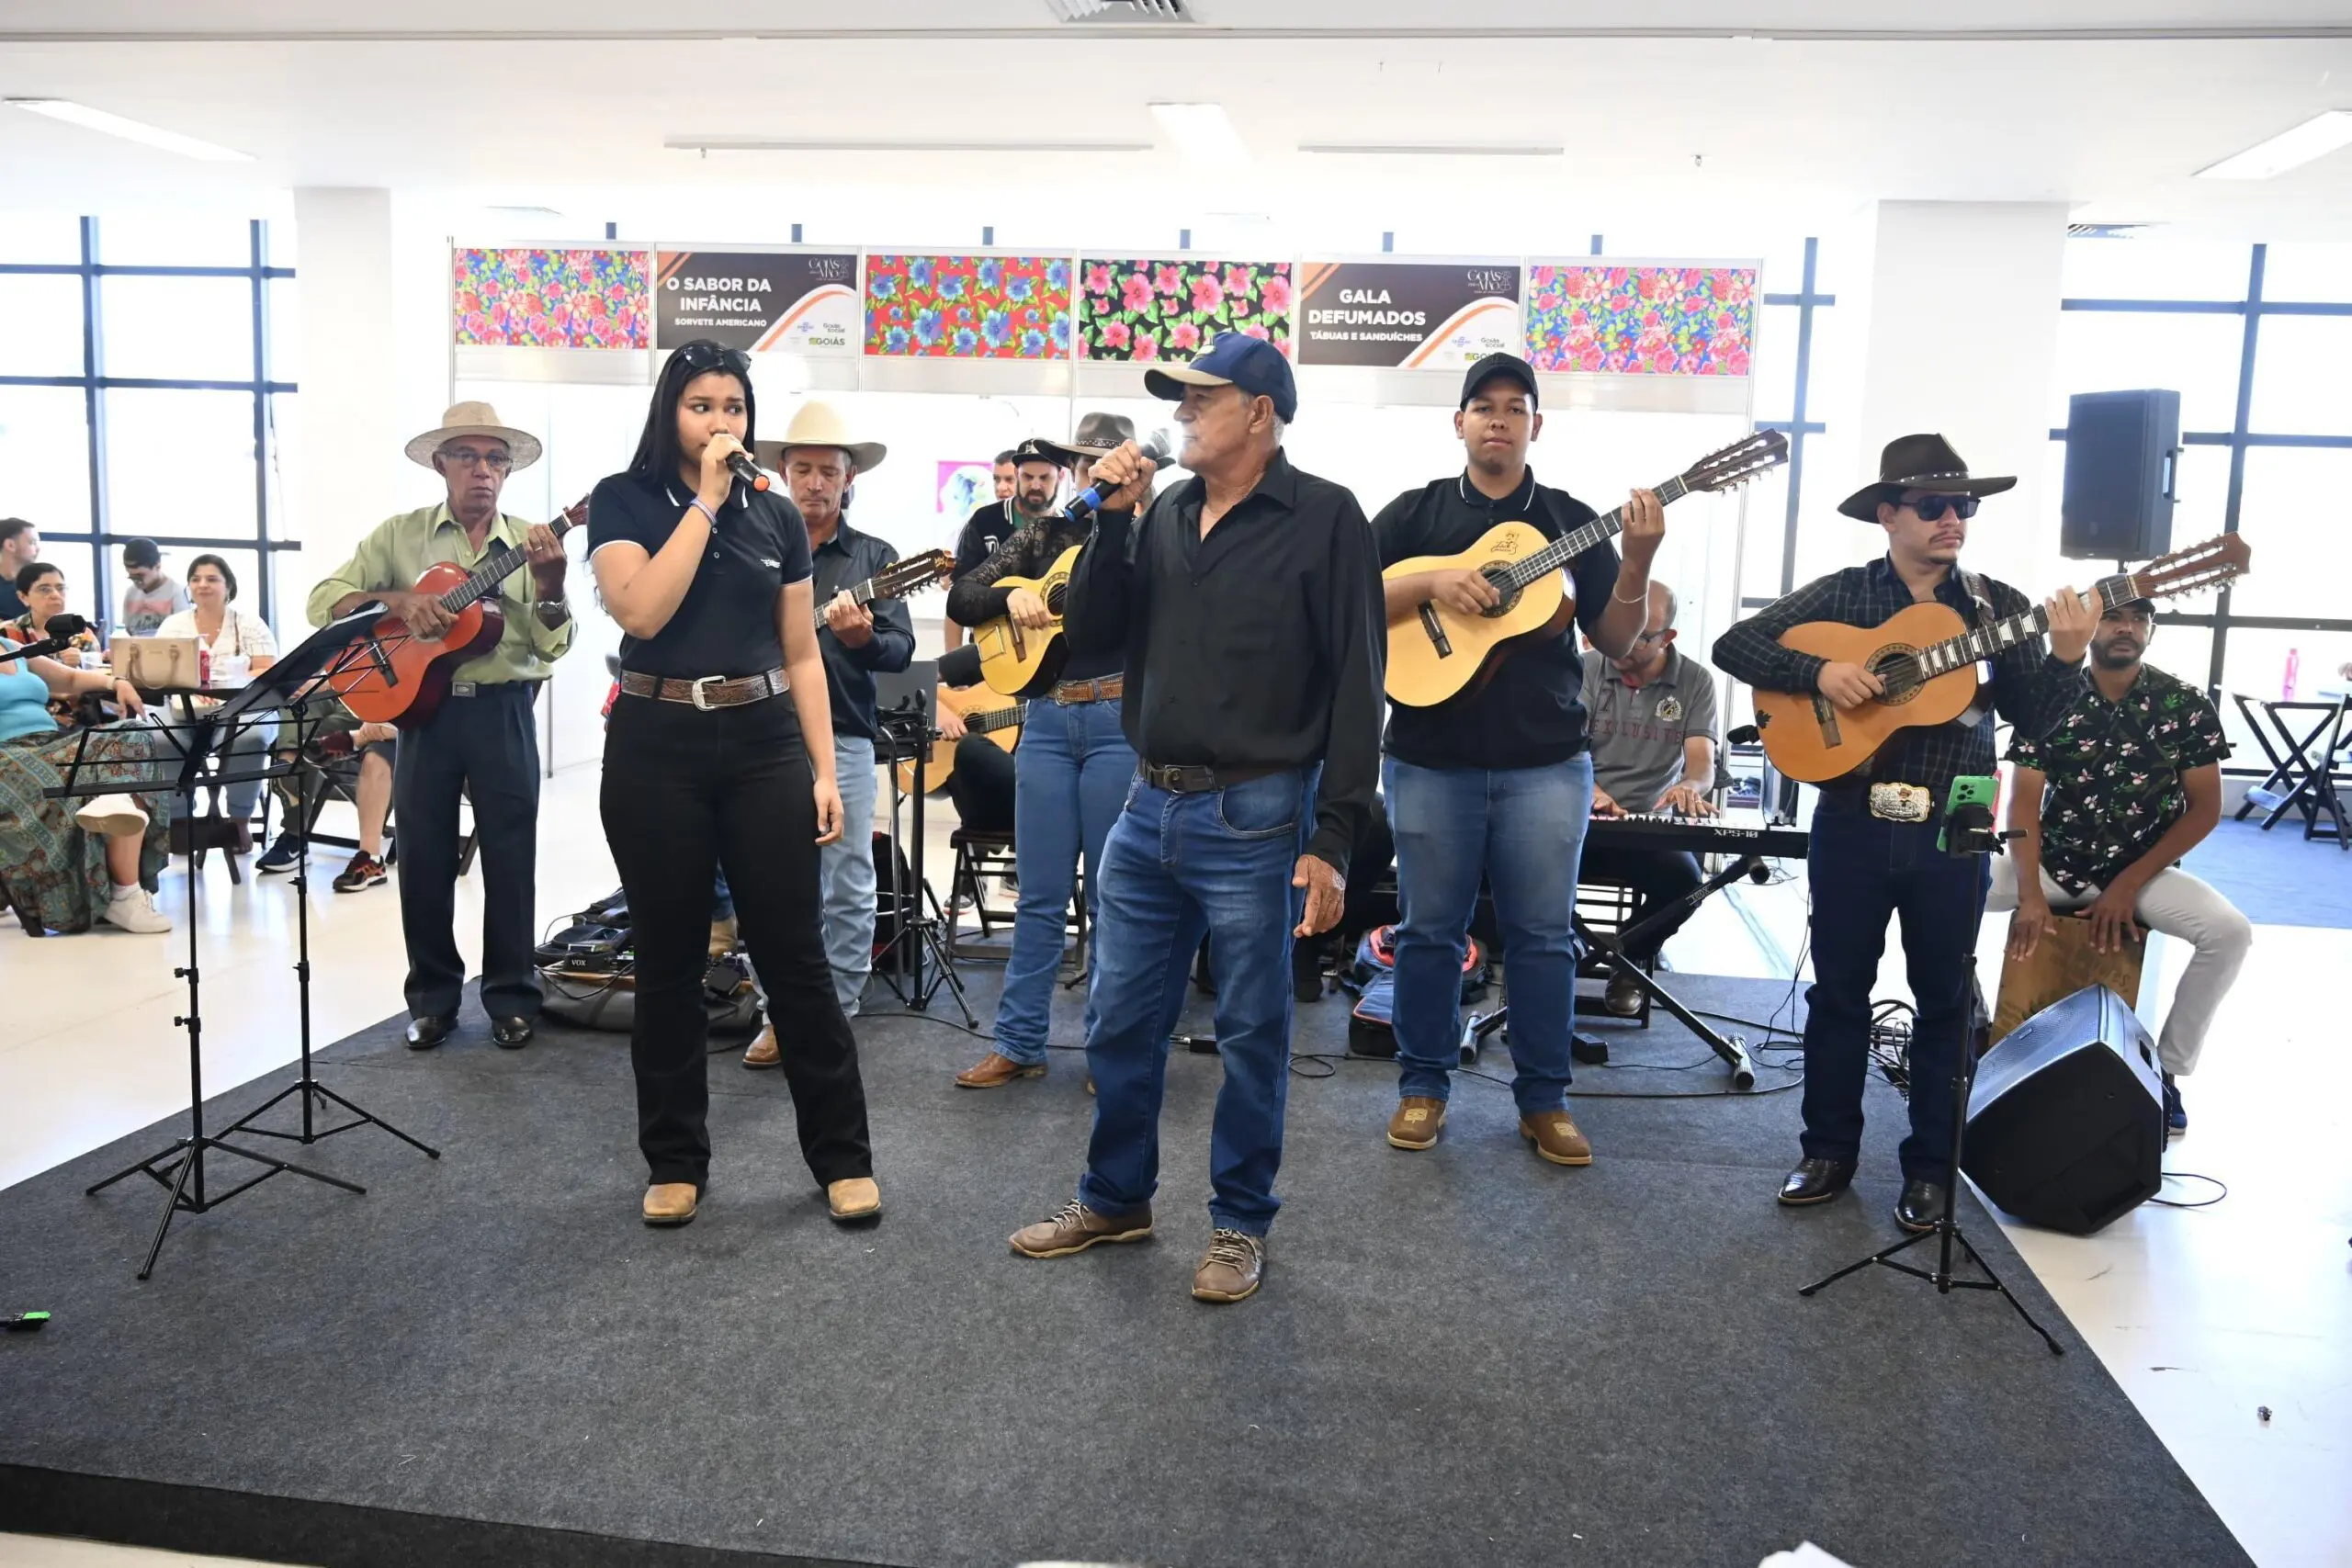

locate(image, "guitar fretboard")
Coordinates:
436 514 578 615
962 703 1024 733
1499 475 1692 590
1900 572 2140 682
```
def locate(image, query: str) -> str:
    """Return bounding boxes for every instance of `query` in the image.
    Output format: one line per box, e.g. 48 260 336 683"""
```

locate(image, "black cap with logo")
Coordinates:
1460 352 1539 410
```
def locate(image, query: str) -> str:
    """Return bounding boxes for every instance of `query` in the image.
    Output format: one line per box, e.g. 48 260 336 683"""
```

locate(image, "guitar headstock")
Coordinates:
2125 533 2250 603
550 494 594 537
875 548 957 599
1682 429 1790 493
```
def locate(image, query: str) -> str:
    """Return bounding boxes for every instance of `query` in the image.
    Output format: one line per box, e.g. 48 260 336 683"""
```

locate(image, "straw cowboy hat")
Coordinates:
1838 433 2016 521
403 400 543 471
754 400 887 474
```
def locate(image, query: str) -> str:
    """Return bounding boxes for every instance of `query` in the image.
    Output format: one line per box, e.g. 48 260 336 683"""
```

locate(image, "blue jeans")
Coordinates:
1080 767 1317 1237
815 734 877 1017
1385 752 1592 1115
993 697 1135 1066
1800 794 1990 1185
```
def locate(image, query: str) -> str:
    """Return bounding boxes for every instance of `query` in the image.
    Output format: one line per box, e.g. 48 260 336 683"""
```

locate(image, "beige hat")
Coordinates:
754 400 887 475
404 401 542 471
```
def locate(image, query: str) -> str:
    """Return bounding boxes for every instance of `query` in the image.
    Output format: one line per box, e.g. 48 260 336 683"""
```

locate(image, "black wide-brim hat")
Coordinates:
1838 432 2017 520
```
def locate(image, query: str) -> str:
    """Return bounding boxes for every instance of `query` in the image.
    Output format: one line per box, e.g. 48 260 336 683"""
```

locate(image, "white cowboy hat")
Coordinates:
754 400 887 475
403 401 543 471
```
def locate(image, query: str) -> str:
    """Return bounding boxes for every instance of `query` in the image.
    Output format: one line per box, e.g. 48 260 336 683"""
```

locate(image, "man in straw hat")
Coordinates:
1713 433 2095 1233
736 400 910 1043
308 401 574 1053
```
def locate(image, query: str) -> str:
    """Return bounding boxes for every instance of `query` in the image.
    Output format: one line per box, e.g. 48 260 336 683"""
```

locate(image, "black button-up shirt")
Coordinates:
1712 553 2087 803
809 515 915 742
1371 468 1622 771
1061 448 1385 873
586 472 809 680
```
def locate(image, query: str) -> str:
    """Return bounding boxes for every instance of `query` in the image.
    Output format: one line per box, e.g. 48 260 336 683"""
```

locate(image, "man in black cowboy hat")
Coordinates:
1713 433 2096 1232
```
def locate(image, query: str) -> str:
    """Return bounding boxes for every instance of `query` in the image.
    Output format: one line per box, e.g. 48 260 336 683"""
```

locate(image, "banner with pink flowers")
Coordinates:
1522 265 1756 377
1077 257 1292 362
451 248 650 349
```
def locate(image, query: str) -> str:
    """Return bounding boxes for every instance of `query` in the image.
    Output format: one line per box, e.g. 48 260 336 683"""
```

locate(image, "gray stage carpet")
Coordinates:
0 967 2248 1568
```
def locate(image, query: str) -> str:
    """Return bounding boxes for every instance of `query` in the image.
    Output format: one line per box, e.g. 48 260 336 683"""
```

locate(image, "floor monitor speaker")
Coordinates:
1962 984 2163 1235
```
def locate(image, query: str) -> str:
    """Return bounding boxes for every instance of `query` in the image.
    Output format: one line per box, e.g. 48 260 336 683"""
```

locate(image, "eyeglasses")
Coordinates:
674 342 753 378
1905 493 1979 523
438 446 514 472
1632 626 1671 646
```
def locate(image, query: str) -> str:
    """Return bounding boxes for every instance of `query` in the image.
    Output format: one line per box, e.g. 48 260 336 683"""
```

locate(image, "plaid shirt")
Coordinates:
1712 555 2087 802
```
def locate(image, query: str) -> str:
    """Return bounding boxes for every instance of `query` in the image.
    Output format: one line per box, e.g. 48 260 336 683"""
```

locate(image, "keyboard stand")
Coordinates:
1460 852 1770 1089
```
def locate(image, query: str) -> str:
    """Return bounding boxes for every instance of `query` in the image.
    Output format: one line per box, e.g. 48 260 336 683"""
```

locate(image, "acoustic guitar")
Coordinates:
893 685 1026 795
1384 431 1788 707
331 496 591 729
969 544 1081 697
1749 532 2250 782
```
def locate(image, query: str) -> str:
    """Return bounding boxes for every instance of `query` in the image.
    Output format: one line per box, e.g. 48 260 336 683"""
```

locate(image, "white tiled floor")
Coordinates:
5 765 2347 1566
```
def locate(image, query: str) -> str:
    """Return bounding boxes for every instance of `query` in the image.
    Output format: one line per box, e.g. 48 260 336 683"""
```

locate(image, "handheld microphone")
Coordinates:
1 614 90 663
1061 434 1173 523
1725 723 1762 746
725 451 771 492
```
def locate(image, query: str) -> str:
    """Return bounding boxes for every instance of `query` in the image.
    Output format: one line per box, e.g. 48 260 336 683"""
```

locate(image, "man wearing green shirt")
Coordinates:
307 402 573 1051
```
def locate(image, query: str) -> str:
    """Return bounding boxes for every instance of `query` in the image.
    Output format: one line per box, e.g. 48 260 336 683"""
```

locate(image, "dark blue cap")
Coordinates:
1143 332 1298 423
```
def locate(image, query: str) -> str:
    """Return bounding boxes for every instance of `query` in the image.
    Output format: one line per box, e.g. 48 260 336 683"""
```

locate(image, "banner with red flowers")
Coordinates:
452 248 650 349
863 254 1072 359
1077 258 1292 362
1522 265 1756 377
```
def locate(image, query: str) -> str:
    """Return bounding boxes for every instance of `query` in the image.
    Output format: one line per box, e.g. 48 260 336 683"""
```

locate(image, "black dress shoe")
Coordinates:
1894 1179 1950 1235
1777 1156 1857 1206
405 1015 455 1051
491 1016 535 1050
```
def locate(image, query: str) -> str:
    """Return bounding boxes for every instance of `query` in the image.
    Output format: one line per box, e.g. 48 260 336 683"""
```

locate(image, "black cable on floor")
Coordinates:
2149 1170 2228 1209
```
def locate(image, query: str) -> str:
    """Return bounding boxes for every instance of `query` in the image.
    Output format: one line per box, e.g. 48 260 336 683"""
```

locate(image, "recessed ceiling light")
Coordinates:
1298 142 1565 158
5 98 252 163
2195 110 2352 180
1150 103 1250 170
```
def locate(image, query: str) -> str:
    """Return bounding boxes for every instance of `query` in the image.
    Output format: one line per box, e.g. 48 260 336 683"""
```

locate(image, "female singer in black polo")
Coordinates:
589 339 877 1230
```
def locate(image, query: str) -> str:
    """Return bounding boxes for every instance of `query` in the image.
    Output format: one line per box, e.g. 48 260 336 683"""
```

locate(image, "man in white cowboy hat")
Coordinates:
308 400 574 1053
737 400 911 1041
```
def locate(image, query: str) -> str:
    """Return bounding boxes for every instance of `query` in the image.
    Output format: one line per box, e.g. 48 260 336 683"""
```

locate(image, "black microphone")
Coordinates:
1061 434 1173 523
2 613 89 663
1726 723 1761 746
725 451 771 492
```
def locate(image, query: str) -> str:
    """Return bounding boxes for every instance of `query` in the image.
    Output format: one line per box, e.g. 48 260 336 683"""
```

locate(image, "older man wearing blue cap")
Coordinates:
1004 332 1385 1304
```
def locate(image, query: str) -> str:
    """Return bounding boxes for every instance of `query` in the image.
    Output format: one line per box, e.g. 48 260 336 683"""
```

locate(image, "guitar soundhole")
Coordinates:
1870 645 1924 705
1476 564 1521 620
1045 583 1069 616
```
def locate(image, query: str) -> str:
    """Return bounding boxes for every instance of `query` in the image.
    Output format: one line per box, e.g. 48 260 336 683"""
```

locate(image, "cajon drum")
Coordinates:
1992 912 2149 1046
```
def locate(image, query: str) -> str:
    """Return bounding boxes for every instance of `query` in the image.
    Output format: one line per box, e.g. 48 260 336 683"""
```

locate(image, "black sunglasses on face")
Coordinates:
673 342 752 378
1907 493 1980 523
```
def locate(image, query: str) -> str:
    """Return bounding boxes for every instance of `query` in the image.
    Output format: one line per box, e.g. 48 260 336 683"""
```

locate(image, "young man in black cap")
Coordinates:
1007 333 1383 1304
1713 433 2096 1231
1371 352 1665 1167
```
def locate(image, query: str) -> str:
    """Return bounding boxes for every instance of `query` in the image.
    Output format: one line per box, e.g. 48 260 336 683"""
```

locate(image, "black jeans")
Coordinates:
945 733 1016 834
1799 793 1989 1186
392 682 539 1020
1577 844 1703 964
602 693 872 1190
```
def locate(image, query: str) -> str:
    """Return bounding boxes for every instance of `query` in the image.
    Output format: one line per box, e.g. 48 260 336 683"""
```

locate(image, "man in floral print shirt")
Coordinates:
1988 598 2249 1136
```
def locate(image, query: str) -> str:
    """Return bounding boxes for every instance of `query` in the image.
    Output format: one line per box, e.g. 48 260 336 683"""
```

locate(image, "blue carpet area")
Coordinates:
2181 816 2352 929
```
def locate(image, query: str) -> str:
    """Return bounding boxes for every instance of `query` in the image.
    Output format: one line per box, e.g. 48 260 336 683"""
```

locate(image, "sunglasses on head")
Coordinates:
1905 493 1980 523
673 342 752 378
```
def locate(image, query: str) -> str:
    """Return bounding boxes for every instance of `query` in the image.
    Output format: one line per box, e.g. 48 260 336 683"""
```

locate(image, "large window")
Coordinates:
0 216 297 628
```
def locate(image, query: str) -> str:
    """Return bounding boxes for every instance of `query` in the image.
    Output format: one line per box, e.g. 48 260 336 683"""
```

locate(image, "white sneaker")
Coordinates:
101 885 172 934
74 793 149 838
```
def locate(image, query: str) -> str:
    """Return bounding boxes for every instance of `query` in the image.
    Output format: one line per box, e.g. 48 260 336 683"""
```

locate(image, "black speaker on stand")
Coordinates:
1962 984 2165 1235
2061 389 2180 559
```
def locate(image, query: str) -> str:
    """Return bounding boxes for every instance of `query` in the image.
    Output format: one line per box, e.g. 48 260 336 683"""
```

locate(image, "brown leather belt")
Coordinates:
616 668 788 710
1137 761 1287 794
1049 674 1124 705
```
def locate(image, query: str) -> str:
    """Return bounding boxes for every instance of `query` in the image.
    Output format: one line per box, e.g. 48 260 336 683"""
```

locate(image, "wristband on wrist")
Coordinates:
688 496 719 527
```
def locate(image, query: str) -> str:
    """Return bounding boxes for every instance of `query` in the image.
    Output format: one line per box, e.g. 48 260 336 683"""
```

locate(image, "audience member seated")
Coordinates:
0 628 173 934
258 703 396 893
8 561 103 727
153 554 279 855
1577 580 1720 1017
935 698 1016 837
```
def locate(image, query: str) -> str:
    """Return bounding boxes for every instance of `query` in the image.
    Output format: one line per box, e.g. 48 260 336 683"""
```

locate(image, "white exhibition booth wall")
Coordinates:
446 243 1763 778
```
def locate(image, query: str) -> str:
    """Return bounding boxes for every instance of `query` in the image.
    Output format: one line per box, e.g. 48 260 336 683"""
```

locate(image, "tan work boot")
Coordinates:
1520 1110 1594 1166
708 915 738 959
956 1051 1046 1089
1386 1095 1447 1151
741 1026 778 1069
827 1177 881 1222
1191 1228 1266 1303
1010 1198 1153 1258
642 1183 698 1226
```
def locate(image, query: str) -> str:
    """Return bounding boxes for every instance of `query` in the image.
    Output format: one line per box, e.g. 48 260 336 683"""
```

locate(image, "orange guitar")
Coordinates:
893 685 1025 795
329 496 590 730
1749 533 2250 782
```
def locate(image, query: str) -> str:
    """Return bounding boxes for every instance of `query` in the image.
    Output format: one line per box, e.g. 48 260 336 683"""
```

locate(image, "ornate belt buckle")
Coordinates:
691 674 722 712
1867 783 1931 823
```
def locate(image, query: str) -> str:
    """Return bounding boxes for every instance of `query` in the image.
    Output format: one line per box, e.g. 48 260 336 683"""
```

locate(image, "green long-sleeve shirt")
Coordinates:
306 503 574 685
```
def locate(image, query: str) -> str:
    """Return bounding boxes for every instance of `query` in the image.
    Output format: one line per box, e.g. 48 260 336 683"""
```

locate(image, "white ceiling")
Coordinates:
3 2 2350 240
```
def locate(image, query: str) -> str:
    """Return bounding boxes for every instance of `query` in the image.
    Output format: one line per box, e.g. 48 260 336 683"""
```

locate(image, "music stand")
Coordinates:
872 662 976 1023
74 606 437 1279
